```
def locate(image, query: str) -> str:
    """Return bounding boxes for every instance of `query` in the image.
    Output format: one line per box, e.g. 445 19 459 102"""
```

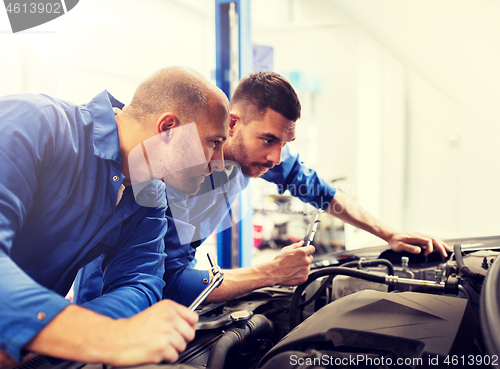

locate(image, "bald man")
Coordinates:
0 67 228 367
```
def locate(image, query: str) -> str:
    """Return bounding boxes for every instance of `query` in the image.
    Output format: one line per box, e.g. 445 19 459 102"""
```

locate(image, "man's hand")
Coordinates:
0 349 17 369
110 299 198 366
267 240 315 286
205 240 315 303
387 231 450 258
25 301 198 367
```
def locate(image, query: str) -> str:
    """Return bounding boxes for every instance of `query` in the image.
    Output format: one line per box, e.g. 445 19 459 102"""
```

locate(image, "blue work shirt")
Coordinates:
75 145 336 307
0 91 167 361
162 146 337 305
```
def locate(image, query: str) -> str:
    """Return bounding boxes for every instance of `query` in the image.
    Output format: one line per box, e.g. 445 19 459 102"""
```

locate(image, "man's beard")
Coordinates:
230 131 273 178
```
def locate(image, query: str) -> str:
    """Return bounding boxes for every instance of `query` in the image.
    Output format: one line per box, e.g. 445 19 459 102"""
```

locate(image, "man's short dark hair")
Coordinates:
230 71 301 123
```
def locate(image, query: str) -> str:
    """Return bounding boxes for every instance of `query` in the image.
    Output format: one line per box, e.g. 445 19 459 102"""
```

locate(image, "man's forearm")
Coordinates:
205 241 314 303
326 190 450 256
26 300 198 367
205 265 275 302
25 305 118 364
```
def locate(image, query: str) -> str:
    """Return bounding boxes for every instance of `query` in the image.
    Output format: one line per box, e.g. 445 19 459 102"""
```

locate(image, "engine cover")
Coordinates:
258 290 476 368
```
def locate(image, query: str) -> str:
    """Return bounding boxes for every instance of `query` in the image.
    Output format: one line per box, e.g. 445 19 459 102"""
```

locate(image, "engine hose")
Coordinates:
206 314 273 369
453 243 485 283
341 258 395 276
340 259 395 292
298 275 334 308
298 258 395 307
289 267 387 330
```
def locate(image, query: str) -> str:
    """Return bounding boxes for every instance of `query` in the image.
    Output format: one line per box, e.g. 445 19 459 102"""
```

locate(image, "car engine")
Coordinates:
14 236 500 369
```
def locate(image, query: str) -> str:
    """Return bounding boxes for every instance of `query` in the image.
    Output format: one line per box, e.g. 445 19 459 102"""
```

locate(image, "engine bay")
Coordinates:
15 236 500 369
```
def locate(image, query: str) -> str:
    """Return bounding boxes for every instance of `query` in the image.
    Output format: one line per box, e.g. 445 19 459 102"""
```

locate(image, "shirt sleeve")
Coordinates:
162 180 234 306
72 256 105 305
75 214 209 309
262 145 337 210
164 266 210 307
0 98 71 361
162 205 209 306
80 206 167 318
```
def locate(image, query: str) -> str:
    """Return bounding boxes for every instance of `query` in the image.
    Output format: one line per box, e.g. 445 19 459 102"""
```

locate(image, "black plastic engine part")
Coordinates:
444 248 499 316
444 274 460 295
339 259 395 292
206 314 273 369
480 253 500 360
454 243 486 284
379 248 449 265
261 290 477 368
448 247 498 289
289 267 388 330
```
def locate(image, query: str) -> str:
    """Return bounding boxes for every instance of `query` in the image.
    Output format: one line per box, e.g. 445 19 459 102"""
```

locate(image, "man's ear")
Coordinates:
157 113 179 134
229 112 240 137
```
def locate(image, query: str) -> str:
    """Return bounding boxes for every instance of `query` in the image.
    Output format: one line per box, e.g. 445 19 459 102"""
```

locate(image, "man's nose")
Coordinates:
266 146 282 166
208 149 225 173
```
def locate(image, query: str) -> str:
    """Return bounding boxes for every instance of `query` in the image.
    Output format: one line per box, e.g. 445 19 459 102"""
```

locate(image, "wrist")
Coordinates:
376 225 397 243
97 318 136 366
97 320 120 364
79 321 116 365
253 262 279 287
75 312 129 365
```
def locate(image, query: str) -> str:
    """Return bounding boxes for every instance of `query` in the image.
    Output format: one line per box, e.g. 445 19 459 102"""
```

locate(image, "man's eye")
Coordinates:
262 138 272 144
214 140 222 146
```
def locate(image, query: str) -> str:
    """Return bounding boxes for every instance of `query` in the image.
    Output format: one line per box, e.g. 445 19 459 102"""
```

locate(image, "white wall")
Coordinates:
1 0 498 246
0 0 215 104
330 0 500 241
252 0 358 184
251 0 500 246
0 0 219 266
407 73 500 238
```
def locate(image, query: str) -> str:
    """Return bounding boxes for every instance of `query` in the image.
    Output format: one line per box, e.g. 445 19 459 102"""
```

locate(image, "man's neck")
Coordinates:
116 112 147 187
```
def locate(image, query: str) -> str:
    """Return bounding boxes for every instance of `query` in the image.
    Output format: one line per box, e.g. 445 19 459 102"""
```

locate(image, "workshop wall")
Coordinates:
0 0 215 103
1 0 498 249
251 0 500 247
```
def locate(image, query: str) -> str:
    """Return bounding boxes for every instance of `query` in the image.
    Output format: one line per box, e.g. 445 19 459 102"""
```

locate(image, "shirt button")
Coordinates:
203 278 208 284
37 311 46 320
112 175 119 182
